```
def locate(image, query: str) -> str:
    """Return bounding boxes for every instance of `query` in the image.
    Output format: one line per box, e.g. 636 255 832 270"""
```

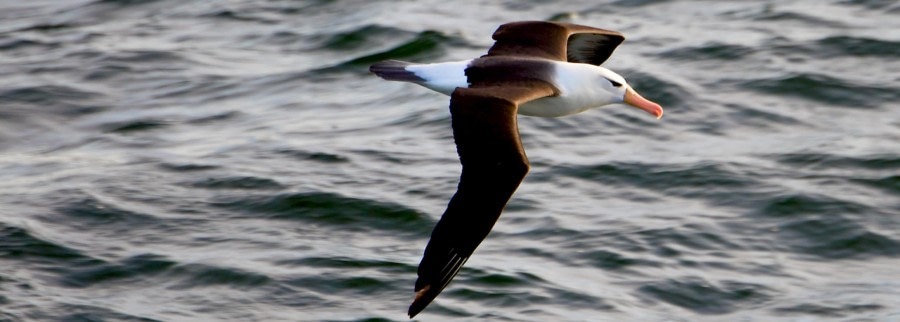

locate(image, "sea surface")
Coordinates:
1 0 899 321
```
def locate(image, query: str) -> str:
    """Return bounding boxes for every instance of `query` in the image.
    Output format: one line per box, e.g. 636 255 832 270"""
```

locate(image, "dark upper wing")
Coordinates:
485 20 625 65
408 83 556 318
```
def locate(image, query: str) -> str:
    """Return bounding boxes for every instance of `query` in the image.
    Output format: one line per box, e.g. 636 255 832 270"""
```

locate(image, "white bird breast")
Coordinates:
406 59 623 118
519 62 624 117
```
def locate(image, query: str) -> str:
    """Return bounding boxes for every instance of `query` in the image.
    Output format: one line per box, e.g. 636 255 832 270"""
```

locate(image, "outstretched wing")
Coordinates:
408 83 556 318
486 20 625 65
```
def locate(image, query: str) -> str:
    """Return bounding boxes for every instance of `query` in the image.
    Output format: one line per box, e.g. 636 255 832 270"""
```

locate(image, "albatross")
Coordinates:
370 20 663 318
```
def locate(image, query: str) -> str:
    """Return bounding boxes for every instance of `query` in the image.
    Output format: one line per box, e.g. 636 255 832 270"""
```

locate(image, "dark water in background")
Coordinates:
1 0 899 321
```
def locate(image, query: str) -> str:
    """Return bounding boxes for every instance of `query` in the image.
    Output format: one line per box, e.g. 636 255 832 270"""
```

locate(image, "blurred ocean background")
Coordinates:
1 0 899 321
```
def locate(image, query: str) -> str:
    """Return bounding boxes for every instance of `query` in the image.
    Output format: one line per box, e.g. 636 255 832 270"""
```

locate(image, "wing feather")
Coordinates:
408 84 555 318
485 20 625 65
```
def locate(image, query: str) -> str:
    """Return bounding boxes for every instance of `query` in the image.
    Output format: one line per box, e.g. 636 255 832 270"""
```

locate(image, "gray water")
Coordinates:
1 0 899 321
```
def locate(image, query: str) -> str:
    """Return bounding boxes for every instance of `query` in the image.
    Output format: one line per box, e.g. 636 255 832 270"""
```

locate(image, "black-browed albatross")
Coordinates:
370 20 663 318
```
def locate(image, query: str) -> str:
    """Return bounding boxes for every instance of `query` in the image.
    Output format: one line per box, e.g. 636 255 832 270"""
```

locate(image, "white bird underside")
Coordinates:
404 59 627 117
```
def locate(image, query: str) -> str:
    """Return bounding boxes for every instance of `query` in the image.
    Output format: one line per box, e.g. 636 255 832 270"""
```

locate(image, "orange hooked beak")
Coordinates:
624 87 663 119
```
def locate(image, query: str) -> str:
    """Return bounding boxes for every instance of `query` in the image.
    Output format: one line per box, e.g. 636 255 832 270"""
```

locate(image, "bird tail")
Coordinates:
369 60 425 82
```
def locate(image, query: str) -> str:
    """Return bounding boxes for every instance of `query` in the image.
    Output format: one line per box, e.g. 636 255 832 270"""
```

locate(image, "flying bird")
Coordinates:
369 20 663 318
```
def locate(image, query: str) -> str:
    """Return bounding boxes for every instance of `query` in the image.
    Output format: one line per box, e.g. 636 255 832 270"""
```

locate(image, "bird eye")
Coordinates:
608 79 622 87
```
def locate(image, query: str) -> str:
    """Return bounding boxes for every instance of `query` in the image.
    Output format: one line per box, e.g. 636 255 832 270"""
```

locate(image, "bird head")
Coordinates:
599 68 663 119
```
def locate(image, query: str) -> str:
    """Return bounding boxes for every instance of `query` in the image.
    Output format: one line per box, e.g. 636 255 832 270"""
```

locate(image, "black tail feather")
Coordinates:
370 60 425 82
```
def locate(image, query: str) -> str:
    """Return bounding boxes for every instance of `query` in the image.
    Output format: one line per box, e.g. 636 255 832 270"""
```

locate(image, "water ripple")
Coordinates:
775 153 900 170
660 42 756 61
0 224 95 263
739 73 898 108
170 263 272 289
60 253 174 288
213 192 433 235
637 277 773 314
189 176 285 190
335 30 464 69
774 302 884 318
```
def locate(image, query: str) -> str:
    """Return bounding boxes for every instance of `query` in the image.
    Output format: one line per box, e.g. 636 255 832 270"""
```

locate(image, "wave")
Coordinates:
0 223 96 264
774 153 900 170
661 42 756 61
280 256 413 271
51 303 161 322
60 253 175 288
320 24 408 52
168 263 272 289
739 72 898 108
853 175 899 194
323 29 466 72
752 11 845 27
638 277 772 314
1 85 101 108
54 195 161 231
213 192 433 235
774 302 884 318
552 161 760 206
837 0 899 10
276 148 350 164
101 119 169 133
189 176 285 190
773 35 900 58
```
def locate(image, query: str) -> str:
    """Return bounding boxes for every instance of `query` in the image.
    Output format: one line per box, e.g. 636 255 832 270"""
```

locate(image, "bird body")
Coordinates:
369 20 663 318
373 57 658 118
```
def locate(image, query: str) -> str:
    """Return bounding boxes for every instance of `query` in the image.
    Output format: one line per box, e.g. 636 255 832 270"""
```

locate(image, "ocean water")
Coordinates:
1 0 899 321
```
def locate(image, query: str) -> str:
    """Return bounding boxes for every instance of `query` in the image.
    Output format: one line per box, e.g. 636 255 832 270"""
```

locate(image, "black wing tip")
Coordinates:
408 285 433 318
406 251 470 318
